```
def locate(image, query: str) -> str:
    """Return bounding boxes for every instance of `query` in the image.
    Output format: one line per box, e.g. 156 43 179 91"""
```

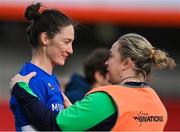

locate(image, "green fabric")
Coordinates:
18 82 38 98
56 92 116 131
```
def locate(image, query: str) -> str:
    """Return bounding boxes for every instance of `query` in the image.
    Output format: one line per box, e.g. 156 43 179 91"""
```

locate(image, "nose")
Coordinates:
67 44 73 54
105 59 109 67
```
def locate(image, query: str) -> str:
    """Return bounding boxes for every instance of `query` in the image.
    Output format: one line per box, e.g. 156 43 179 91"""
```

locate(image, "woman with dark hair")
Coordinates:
9 3 75 131
10 33 176 131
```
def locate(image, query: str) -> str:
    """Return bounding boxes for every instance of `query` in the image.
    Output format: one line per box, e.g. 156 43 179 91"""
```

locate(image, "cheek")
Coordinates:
108 61 116 76
57 45 66 55
54 45 65 55
47 46 61 61
109 60 117 70
110 61 121 75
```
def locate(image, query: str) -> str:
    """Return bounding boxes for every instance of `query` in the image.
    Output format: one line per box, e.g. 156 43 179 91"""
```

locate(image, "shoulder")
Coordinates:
52 74 60 86
28 77 48 101
19 62 33 75
85 92 116 110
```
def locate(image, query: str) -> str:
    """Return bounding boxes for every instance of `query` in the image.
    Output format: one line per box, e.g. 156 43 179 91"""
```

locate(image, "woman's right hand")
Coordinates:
10 72 36 90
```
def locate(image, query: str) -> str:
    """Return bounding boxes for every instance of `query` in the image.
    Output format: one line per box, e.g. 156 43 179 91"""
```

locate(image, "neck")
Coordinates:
92 82 103 88
31 49 53 74
119 76 143 85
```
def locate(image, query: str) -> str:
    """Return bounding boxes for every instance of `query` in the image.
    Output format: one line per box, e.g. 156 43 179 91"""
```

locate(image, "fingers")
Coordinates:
26 72 36 80
10 79 15 90
61 92 66 98
10 74 21 90
61 92 72 107
10 72 36 91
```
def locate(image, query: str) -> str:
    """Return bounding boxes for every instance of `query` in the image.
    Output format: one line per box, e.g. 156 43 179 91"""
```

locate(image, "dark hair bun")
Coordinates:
25 3 41 21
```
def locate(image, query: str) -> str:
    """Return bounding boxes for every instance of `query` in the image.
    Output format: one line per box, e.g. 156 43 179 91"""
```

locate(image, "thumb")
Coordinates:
26 72 36 80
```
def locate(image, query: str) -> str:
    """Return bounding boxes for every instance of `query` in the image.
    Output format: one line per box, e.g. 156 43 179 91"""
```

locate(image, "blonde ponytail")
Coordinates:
151 49 176 70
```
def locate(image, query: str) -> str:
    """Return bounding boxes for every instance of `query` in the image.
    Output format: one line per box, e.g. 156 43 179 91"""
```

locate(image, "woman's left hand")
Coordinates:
10 72 36 90
61 92 72 108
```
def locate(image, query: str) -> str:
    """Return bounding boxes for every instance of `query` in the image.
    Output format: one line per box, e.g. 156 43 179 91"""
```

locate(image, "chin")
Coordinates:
107 77 116 85
60 62 65 66
56 61 65 66
107 77 112 84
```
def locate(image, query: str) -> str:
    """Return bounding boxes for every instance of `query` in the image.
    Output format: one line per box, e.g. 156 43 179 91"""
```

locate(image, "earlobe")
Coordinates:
39 32 49 46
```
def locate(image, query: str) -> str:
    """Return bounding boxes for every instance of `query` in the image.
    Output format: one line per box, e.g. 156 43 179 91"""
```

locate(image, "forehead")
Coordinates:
110 41 119 53
55 25 74 39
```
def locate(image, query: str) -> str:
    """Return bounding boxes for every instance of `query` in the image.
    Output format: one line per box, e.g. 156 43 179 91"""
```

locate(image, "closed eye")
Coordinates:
64 39 74 44
64 39 71 43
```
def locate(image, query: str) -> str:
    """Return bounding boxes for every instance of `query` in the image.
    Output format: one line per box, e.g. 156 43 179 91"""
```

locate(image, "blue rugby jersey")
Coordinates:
9 62 64 131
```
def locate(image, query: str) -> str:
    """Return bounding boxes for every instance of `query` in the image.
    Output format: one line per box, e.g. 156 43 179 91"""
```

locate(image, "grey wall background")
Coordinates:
0 21 180 100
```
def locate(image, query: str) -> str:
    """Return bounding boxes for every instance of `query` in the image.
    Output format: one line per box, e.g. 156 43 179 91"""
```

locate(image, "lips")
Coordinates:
63 55 68 60
64 57 68 60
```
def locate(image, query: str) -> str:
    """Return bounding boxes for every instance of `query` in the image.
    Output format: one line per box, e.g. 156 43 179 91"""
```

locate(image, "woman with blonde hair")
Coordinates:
10 33 176 131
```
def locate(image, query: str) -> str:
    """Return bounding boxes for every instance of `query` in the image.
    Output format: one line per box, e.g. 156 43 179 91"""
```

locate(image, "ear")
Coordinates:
94 71 104 83
39 32 49 46
122 58 134 71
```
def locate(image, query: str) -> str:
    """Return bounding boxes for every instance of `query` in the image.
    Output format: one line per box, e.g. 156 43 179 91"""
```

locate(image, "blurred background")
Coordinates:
0 0 180 131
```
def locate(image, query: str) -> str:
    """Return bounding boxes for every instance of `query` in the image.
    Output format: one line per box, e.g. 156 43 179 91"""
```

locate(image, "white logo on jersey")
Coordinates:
51 103 64 111
48 83 54 90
